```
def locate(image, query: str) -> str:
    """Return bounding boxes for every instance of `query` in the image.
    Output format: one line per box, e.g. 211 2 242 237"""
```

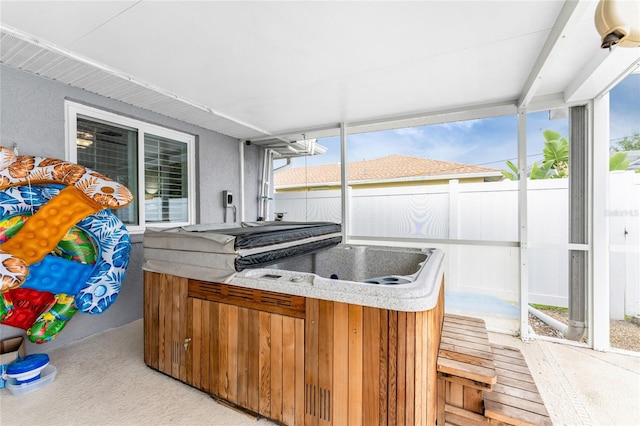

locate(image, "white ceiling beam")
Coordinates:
518 0 591 108
565 47 640 102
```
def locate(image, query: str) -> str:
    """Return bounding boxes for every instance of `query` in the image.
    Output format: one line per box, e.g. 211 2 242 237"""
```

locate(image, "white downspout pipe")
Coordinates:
258 148 273 221
528 305 568 335
239 139 245 222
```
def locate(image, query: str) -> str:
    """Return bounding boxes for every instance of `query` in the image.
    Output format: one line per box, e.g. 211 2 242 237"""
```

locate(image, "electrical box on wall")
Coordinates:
223 190 233 207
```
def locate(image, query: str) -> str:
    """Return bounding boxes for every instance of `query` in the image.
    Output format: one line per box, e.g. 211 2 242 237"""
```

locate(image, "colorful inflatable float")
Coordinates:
0 146 133 343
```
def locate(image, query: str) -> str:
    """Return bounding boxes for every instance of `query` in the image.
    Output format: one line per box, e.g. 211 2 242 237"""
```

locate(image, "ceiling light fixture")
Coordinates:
595 0 640 49
76 131 94 148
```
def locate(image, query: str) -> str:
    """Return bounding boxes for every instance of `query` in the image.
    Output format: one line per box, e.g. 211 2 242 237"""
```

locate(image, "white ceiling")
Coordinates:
1 1 639 144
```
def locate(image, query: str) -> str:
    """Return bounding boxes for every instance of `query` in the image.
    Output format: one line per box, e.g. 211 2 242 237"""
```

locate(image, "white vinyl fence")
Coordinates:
273 172 640 318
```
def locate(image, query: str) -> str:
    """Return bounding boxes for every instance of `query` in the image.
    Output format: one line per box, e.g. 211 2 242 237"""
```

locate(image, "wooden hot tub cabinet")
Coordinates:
144 271 445 425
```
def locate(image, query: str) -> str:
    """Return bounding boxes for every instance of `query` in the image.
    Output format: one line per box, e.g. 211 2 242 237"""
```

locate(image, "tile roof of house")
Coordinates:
274 154 502 187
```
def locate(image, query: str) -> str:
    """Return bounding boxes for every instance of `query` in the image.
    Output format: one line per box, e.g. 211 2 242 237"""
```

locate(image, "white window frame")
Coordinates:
65 101 196 234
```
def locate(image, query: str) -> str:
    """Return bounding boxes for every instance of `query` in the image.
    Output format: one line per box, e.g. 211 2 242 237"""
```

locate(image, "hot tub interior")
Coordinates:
270 244 429 283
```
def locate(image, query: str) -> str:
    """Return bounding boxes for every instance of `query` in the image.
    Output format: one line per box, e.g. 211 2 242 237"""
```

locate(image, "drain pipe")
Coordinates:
258 149 274 221
239 140 245 222
528 305 568 335
274 157 292 172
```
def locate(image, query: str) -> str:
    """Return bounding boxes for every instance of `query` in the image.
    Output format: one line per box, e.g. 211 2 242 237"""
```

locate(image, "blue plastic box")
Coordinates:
0 336 26 389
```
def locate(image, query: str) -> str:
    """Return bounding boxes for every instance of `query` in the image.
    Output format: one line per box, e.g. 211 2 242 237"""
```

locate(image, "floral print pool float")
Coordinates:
0 146 133 343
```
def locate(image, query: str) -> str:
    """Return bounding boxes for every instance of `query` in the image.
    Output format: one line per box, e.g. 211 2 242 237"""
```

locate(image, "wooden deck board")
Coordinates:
491 352 529 367
439 342 495 363
492 374 539 394
484 399 552 426
484 344 552 426
442 330 492 346
438 357 497 385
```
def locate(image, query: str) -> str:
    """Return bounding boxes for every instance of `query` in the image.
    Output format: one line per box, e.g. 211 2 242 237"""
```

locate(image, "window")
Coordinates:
66 101 195 232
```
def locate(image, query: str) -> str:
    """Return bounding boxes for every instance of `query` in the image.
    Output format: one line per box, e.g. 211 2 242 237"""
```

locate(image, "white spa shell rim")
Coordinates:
229 247 444 312
144 245 445 312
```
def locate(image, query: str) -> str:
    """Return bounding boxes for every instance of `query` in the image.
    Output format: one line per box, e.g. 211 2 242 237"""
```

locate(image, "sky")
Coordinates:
286 73 640 171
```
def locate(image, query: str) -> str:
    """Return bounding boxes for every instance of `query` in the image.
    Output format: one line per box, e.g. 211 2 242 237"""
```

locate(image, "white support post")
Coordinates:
448 179 460 291
591 95 610 351
340 122 349 240
518 109 530 340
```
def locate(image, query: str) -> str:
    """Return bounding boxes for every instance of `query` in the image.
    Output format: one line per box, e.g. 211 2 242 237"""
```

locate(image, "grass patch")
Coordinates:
530 304 568 312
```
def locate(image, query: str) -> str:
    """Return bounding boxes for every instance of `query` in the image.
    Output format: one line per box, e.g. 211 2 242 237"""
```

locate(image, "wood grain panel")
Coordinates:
158 274 170 373
348 304 363 426
305 298 319 426
200 298 211 392
437 378 446 425
447 381 464 408
282 316 297 425
387 310 397 426
318 300 333 425
218 303 230 399
426 282 445 425
191 297 202 389
143 273 152 367
463 386 484 414
171 274 182 378
143 271 159 370
332 302 349 424
396 311 407 425
363 306 380 425
247 309 260 413
405 312 416 424
413 311 426 425
379 309 389 426
295 317 305 426
259 311 272 417
270 313 284 422
227 305 239 402
237 306 249 408
207 299 218 394
185 296 194 386
180 274 190 381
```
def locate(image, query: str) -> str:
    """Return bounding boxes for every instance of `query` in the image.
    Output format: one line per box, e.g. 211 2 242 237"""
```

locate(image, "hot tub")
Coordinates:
143 223 445 425
143 222 444 312
230 244 444 312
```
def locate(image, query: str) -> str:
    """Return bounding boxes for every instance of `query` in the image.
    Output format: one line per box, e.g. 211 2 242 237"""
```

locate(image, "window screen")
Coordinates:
76 116 139 225
144 134 189 223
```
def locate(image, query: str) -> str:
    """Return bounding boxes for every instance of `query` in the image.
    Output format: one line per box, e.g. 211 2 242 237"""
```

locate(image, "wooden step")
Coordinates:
484 344 552 426
437 314 497 387
437 314 497 424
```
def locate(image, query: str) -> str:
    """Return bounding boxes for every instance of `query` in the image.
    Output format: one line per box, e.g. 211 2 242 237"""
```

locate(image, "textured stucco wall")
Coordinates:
0 64 262 351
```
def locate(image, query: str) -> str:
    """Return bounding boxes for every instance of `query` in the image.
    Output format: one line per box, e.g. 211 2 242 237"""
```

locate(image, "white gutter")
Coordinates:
273 158 292 172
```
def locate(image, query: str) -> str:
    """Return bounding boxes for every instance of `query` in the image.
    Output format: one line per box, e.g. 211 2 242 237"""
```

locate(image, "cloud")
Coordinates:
439 119 482 131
